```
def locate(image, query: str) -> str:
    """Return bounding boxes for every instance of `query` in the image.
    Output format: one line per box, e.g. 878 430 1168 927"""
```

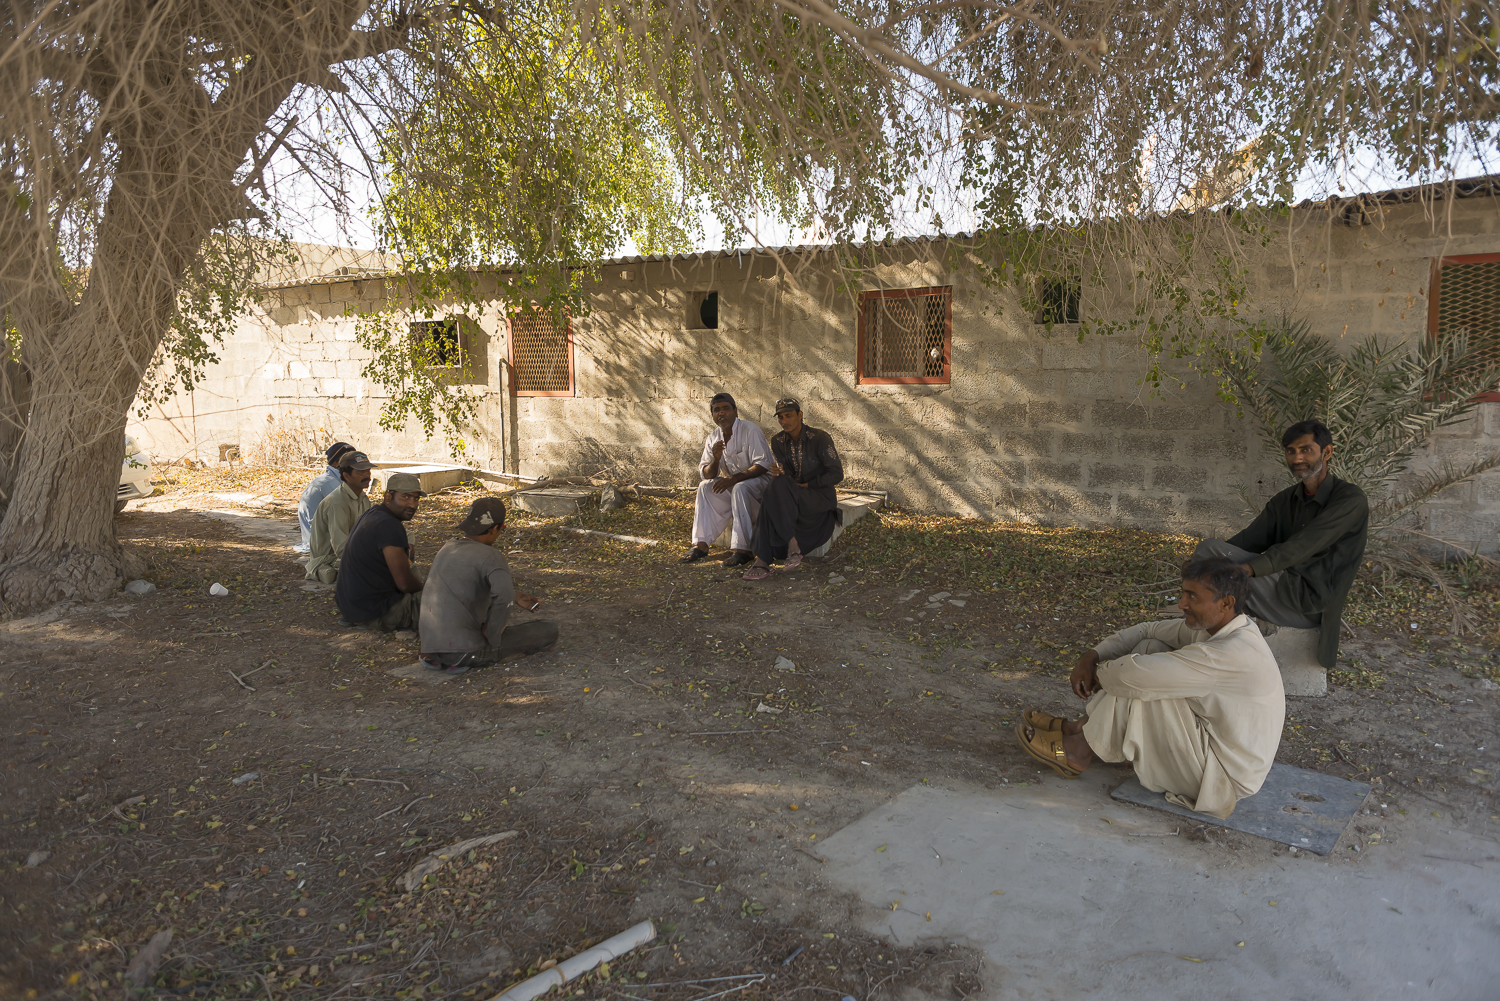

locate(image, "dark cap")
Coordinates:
337 450 375 471
325 441 354 463
709 392 737 413
457 497 507 535
385 472 427 496
774 397 801 415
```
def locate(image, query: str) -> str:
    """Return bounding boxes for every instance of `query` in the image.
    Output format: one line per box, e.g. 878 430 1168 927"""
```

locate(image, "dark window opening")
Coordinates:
688 290 719 329
1035 277 1081 325
410 319 462 367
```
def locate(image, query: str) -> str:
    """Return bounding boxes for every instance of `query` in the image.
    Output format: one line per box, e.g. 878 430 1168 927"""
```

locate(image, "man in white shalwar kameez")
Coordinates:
1016 556 1285 819
679 393 772 568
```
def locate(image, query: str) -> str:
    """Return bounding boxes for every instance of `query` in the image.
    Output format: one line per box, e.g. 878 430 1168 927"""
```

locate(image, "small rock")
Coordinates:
25 849 50 867
928 591 951 601
600 484 625 511
773 655 796 672
1481 679 1499 690
124 580 156 595
231 772 260 786
755 701 784 715
209 582 229 596
827 575 846 584
948 599 966 607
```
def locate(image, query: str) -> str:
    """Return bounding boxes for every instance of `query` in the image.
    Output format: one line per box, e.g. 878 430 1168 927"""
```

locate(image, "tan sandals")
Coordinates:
1014 716 1082 779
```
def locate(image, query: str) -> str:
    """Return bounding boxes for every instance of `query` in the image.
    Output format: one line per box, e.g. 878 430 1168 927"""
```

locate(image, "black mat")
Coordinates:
1110 762 1371 855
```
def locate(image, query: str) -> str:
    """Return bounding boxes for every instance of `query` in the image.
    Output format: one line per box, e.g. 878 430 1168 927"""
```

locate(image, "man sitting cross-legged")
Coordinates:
1015 557 1285 819
418 498 559 675
679 392 771 568
304 450 375 584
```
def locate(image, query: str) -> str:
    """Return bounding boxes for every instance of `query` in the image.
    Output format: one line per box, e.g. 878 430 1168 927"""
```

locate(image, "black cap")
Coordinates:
774 398 801 415
337 450 375 471
709 392 737 413
325 441 354 463
456 497 507 536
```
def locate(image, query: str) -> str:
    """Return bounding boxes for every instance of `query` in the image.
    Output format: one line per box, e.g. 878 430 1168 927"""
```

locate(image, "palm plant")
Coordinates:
1219 318 1500 631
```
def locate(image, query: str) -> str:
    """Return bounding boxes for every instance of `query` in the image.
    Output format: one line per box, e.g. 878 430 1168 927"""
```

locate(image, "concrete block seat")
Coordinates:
370 462 473 495
1262 624 1328 697
712 490 884 554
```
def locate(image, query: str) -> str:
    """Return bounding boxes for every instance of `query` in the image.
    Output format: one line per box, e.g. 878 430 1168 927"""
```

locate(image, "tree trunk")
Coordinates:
0 347 29 515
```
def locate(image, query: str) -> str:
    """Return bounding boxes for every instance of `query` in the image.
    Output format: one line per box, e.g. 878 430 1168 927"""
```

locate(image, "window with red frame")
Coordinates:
507 307 574 397
1429 252 1500 400
857 286 951 385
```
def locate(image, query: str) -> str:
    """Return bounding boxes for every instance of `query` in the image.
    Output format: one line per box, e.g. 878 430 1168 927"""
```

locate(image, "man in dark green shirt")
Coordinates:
1194 420 1368 669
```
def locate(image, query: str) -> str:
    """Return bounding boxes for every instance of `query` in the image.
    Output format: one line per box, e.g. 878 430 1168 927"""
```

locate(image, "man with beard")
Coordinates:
1193 419 1368 670
305 451 374 584
1014 557 1283 819
335 472 426 632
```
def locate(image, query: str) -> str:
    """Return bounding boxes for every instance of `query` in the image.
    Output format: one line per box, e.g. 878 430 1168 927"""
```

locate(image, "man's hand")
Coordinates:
712 476 735 494
711 439 727 461
768 461 784 477
1070 650 1102 700
1239 562 1254 578
515 591 541 611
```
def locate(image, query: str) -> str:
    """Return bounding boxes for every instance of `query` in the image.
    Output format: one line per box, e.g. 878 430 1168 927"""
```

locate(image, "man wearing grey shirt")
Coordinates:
418 498 560 675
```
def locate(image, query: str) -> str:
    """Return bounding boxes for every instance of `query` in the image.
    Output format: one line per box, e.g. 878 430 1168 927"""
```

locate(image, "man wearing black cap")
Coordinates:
744 399 844 580
336 471 426 631
419 497 558 674
296 441 356 553
680 392 772 567
305 451 375 584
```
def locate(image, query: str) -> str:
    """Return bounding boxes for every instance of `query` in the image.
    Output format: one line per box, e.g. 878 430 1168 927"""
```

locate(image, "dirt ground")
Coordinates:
3 467 1498 1001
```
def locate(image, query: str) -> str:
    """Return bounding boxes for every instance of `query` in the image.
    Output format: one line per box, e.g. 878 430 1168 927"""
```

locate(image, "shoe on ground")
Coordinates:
722 552 753 567
420 655 469 676
679 546 709 563
336 617 353 627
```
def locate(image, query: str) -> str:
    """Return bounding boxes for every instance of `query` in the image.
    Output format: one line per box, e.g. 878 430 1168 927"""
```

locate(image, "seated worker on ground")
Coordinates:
295 441 355 553
679 392 772 568
743 398 844 580
1015 557 1284 819
304 451 375 584
1193 419 1368 671
418 498 559 675
335 472 425 631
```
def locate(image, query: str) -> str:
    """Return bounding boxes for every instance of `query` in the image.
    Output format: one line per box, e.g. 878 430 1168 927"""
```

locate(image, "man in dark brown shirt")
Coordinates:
1194 420 1368 668
743 399 844 580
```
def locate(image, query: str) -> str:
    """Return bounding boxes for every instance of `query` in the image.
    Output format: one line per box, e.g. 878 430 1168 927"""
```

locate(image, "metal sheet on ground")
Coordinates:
1110 762 1370 854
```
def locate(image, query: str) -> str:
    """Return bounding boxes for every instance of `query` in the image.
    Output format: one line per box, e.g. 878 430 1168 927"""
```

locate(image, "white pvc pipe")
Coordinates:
486 920 656 1001
560 527 660 546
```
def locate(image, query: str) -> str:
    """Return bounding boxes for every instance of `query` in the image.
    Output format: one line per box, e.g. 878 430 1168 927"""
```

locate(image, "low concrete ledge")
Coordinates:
1263 625 1327 697
711 491 884 553
512 487 598 517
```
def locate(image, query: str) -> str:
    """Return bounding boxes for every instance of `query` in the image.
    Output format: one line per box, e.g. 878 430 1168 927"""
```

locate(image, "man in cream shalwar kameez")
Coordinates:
679 393 772 568
1017 556 1285 819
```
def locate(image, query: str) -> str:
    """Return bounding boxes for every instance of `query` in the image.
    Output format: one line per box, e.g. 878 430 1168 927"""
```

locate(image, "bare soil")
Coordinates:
2 472 1497 1000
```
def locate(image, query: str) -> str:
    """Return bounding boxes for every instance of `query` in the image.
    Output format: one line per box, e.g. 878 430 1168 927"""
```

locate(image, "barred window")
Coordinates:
1034 276 1081 325
1430 253 1500 399
857 286 951 385
508 307 574 397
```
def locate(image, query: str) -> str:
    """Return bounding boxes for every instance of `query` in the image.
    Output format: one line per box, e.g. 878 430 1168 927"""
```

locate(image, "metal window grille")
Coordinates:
858 287 951 384
509 308 573 396
1035 276 1081 324
1430 254 1500 399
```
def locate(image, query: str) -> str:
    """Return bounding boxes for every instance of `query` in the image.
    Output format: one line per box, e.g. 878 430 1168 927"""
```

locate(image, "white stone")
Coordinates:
124 579 156 594
773 655 796 671
288 360 312 379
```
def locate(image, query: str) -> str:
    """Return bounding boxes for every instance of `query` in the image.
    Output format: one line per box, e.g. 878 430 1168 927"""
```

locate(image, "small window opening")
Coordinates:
1034 277 1081 325
688 290 719 329
409 319 462 367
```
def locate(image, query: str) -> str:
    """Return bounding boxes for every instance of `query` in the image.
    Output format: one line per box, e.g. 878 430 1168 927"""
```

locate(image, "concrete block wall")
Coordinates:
133 192 1500 547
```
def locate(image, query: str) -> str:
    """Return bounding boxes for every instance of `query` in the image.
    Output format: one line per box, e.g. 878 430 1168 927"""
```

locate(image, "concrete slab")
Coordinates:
819 780 1498 1000
512 487 598 517
1110 763 1370 854
378 464 472 494
710 492 882 552
1262 625 1327 696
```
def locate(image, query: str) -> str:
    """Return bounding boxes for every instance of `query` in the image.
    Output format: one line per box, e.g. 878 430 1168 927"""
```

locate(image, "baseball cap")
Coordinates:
773 397 801 415
325 441 354 463
385 472 427 496
456 497 507 535
337 450 375 471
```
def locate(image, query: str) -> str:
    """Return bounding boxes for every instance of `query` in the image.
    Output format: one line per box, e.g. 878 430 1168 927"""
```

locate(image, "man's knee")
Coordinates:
315 566 337 585
695 479 717 500
1131 638 1173 655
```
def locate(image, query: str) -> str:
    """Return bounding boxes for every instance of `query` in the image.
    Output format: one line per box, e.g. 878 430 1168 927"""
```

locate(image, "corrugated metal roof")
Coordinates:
259 175 1499 292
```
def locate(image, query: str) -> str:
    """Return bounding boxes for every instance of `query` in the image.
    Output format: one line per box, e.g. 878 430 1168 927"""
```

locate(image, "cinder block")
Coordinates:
1040 338 1102 370
996 430 1055 458
1029 401 1085 426
1119 432 1179 459
1263 627 1327 697
1058 433 1114 459
1088 464 1146 489
1030 460 1082 487
1117 493 1177 525
973 403 1028 429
